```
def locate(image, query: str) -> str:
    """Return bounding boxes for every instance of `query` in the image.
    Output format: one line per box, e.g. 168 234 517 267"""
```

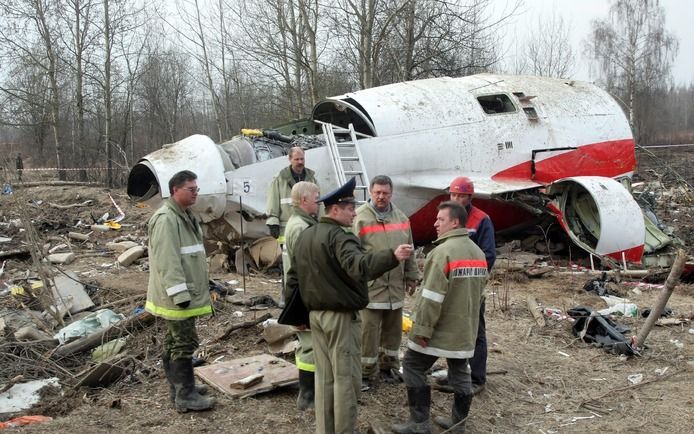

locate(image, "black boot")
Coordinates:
170 358 216 412
433 393 473 433
296 369 315 411
391 386 431 434
163 355 208 403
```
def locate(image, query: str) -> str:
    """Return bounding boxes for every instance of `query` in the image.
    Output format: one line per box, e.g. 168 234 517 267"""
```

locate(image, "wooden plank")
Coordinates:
195 354 297 399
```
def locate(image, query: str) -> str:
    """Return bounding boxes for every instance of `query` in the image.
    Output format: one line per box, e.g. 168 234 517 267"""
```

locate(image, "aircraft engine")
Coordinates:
545 176 645 263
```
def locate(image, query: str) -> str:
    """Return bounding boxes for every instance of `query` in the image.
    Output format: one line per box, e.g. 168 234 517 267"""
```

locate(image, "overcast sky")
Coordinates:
500 0 692 85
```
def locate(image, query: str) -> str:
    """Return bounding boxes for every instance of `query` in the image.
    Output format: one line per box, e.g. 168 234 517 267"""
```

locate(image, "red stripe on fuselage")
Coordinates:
409 195 535 245
492 139 636 183
606 245 644 264
358 221 411 237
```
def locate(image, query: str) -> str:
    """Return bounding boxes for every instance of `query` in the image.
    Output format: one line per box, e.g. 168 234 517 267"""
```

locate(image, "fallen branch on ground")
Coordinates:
210 313 272 343
578 368 682 410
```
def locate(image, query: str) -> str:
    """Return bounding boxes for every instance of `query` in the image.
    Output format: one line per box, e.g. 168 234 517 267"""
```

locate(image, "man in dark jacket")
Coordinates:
287 177 413 434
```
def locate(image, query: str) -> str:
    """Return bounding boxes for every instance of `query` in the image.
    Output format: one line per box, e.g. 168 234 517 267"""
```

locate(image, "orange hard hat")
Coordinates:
449 176 474 195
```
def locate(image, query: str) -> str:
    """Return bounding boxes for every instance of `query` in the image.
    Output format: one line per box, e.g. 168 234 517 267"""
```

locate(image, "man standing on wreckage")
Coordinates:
392 201 487 434
145 170 215 412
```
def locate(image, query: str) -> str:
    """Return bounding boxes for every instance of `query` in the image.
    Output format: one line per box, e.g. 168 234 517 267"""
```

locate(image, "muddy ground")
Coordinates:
1 184 693 434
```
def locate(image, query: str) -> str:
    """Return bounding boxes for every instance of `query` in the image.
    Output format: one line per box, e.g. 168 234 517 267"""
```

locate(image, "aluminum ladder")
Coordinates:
318 121 370 202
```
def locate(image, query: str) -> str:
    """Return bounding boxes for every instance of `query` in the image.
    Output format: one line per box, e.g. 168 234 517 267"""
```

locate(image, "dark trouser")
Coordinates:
164 318 199 361
470 299 487 386
403 349 472 396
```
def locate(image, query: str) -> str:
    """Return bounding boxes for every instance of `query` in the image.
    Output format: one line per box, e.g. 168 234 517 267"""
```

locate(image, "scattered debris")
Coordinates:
0 378 60 414
46 252 75 265
116 246 145 266
526 296 546 326
51 271 94 314
74 354 134 388
230 373 264 389
53 309 125 345
0 415 53 429
568 307 635 356
195 354 297 399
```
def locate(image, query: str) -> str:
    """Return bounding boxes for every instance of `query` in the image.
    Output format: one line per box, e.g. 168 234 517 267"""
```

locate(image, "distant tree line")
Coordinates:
0 0 689 186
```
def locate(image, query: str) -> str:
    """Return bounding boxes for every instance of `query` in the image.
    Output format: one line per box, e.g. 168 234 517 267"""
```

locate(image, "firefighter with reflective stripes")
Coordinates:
283 181 320 411
353 175 420 389
266 146 318 306
145 170 215 413
393 201 487 434
449 176 496 397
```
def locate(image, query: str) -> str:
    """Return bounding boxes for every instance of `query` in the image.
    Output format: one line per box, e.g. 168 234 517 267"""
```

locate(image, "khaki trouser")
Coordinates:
296 330 315 372
164 318 199 360
361 307 402 378
310 310 361 434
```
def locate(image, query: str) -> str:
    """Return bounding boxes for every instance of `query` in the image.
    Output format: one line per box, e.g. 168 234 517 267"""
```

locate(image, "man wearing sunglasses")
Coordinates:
145 170 215 413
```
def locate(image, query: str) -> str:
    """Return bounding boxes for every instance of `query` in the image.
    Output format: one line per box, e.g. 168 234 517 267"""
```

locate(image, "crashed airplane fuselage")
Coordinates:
128 73 659 264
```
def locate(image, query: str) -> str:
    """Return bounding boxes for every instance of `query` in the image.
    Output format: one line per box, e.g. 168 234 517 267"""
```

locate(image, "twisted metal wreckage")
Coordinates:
127 73 676 269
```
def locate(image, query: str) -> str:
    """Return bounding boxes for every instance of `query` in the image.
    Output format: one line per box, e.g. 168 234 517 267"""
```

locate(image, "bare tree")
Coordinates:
524 8 574 78
584 0 678 139
0 0 68 177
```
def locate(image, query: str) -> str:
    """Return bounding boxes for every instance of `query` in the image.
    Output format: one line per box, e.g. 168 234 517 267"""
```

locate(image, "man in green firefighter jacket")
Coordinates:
145 170 215 413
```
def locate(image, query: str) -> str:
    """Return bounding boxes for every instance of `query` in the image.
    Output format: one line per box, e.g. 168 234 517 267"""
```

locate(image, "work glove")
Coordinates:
268 224 280 239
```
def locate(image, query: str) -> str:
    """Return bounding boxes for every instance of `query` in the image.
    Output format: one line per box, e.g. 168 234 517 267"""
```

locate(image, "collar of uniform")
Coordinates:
280 165 314 183
433 227 469 245
366 199 392 221
292 206 318 223
164 198 197 226
319 216 350 228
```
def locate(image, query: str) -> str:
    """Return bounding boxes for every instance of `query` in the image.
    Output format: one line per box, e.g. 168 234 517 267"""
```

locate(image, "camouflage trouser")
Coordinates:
164 318 199 361
296 330 315 372
361 307 402 378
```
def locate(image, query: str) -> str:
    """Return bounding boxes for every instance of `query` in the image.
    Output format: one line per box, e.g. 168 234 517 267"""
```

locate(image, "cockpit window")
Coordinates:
477 94 516 115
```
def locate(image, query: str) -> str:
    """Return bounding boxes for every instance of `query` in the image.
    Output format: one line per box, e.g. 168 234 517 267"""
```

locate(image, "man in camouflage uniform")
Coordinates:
145 170 215 413
392 201 487 434
353 175 419 389
283 181 320 410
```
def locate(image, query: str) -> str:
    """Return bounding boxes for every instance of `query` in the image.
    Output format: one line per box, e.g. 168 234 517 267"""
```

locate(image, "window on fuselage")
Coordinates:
477 94 516 115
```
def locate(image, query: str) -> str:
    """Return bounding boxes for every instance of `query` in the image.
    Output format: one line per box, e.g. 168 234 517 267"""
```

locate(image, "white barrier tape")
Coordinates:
20 167 124 171
108 192 126 222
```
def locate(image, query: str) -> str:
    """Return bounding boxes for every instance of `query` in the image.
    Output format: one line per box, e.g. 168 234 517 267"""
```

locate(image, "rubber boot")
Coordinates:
391 386 432 434
433 393 473 433
296 369 315 411
163 355 208 403
170 358 216 412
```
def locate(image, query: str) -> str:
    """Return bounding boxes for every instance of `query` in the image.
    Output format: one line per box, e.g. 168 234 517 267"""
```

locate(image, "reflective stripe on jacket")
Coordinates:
145 199 212 320
265 166 318 229
466 204 496 270
353 202 420 310
408 228 487 358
